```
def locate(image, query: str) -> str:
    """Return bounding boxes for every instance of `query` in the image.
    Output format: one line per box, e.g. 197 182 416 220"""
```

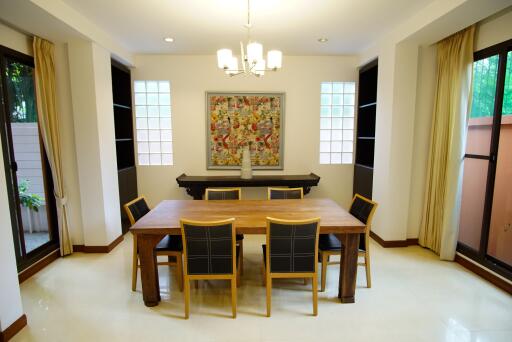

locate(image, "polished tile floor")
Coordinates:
13 234 512 342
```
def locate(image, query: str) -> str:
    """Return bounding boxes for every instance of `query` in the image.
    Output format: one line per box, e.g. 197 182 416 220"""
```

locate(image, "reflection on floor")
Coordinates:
15 234 512 342
23 232 49 253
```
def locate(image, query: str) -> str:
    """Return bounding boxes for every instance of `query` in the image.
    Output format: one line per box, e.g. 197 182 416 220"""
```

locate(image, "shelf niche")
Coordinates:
353 59 378 199
111 59 138 234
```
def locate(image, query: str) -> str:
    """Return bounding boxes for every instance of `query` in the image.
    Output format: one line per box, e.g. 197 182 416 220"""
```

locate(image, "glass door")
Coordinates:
486 50 512 269
0 45 59 271
458 40 512 280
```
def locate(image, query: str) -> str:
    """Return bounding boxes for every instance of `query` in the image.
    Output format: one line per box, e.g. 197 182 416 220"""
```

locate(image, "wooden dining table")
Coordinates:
130 198 366 307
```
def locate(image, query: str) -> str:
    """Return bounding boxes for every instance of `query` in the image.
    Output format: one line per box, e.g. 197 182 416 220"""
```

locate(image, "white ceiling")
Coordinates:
61 0 436 55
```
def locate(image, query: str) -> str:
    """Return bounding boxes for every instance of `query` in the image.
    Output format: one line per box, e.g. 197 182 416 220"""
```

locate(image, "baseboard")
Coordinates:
370 231 418 248
18 248 60 284
455 254 512 295
73 234 124 253
0 314 27 342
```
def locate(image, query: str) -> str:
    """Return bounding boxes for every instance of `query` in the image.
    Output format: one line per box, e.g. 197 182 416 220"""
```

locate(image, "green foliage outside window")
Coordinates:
470 52 512 118
502 51 512 115
18 179 43 212
470 55 499 119
6 61 38 123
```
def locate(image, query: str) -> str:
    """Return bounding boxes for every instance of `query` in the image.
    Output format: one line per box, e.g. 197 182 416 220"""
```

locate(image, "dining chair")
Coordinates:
319 194 378 291
267 186 307 284
124 196 183 292
267 187 304 200
262 217 321 317
180 218 240 319
205 188 244 278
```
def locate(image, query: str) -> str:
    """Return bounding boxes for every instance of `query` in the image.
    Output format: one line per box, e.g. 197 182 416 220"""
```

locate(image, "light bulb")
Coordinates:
254 59 266 76
217 49 232 69
225 57 239 75
267 50 282 69
246 42 263 65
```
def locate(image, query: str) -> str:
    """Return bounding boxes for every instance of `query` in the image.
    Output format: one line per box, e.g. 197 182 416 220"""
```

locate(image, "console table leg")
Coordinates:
186 187 205 200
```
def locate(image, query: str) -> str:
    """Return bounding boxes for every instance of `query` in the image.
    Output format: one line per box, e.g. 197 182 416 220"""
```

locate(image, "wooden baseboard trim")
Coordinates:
73 234 124 253
0 314 27 342
18 249 60 284
455 254 512 295
370 231 418 248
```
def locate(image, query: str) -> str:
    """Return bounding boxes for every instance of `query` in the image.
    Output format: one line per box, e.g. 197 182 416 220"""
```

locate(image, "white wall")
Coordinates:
0 22 25 333
68 40 122 246
132 55 358 208
0 142 24 331
475 7 512 50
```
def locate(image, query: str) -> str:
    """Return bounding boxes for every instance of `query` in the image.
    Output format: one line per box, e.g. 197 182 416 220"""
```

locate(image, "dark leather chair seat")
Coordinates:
156 235 183 251
319 233 366 252
319 234 341 251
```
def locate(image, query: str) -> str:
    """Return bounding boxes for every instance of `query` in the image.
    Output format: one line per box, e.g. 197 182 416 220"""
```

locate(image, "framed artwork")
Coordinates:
206 92 285 169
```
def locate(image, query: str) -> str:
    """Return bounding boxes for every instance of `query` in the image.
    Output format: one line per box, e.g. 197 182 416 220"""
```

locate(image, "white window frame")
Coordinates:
133 80 173 166
319 81 355 165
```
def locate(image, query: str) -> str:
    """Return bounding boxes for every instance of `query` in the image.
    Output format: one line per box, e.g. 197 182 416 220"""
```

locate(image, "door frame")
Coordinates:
0 44 59 272
457 39 512 281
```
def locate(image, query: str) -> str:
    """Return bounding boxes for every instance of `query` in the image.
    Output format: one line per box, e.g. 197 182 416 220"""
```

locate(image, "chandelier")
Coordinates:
216 0 282 77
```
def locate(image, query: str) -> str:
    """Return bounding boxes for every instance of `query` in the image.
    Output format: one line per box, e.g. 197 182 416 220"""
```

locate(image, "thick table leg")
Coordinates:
137 234 165 307
336 233 359 303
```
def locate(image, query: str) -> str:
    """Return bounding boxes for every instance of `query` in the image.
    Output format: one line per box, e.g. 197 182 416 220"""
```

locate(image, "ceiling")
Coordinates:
61 0 436 55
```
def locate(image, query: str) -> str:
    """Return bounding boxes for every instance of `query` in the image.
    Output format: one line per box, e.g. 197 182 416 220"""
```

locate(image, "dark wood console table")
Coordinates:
176 173 321 200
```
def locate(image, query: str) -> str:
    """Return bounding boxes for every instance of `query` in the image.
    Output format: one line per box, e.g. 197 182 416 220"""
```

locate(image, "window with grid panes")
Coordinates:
319 82 355 164
134 80 173 165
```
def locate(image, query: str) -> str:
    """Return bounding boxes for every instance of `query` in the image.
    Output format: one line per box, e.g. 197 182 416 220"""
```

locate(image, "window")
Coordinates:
319 82 355 164
133 80 173 165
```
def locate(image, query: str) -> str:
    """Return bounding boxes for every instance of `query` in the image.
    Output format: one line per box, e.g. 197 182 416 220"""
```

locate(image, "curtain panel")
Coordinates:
419 26 475 260
33 37 73 256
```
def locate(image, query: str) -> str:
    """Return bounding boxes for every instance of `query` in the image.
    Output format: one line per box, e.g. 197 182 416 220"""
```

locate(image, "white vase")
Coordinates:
240 146 253 179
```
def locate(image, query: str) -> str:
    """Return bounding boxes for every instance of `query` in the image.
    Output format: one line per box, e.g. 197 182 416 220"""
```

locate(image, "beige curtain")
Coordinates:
33 37 73 256
419 26 475 260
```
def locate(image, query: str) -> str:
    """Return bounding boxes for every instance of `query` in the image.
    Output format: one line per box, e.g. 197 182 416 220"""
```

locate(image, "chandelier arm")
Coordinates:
240 42 247 73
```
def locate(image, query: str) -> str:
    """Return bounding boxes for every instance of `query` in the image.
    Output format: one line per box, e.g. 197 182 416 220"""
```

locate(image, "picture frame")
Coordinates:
206 91 285 170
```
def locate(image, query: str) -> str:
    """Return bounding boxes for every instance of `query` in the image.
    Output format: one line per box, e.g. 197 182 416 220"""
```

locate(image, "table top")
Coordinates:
131 198 365 235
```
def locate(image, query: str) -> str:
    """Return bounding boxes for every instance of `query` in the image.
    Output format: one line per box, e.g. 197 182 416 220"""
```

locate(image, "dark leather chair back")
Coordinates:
268 188 303 200
349 195 377 251
182 220 235 275
267 219 319 273
205 188 241 200
125 197 150 225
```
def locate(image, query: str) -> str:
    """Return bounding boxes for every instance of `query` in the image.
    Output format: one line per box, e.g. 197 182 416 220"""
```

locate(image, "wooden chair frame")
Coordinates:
267 187 304 200
204 187 244 277
180 218 238 319
124 196 183 292
320 194 378 291
264 216 321 317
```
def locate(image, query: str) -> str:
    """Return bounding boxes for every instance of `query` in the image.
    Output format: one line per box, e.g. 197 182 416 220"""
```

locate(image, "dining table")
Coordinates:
130 198 366 307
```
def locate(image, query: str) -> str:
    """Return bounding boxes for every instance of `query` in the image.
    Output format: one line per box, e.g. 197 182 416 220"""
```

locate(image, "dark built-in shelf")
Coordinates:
176 173 321 200
354 59 378 199
114 103 132 110
112 59 137 234
359 102 376 109
355 163 374 170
